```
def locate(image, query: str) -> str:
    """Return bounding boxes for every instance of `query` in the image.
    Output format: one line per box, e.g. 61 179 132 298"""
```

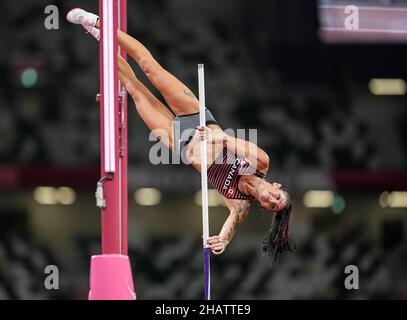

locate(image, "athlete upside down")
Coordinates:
67 8 293 262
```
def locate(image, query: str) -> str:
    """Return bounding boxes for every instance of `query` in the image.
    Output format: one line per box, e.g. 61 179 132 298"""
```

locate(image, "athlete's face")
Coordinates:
258 182 287 212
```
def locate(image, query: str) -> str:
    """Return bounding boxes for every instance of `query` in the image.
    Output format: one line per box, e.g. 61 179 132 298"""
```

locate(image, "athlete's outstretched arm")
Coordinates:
200 127 270 174
207 199 251 254
224 133 270 174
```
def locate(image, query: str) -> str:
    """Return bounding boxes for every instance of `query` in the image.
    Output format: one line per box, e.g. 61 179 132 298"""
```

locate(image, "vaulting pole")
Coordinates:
198 64 211 300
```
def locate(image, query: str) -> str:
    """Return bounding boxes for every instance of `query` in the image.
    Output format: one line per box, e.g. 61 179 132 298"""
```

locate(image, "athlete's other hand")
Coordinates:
195 126 226 145
206 236 229 255
195 126 208 141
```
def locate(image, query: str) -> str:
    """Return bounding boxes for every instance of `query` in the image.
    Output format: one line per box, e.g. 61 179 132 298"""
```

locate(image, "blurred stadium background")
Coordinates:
0 0 406 299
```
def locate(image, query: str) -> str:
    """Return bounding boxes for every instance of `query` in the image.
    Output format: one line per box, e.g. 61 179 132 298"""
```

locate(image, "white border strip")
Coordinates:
103 0 116 172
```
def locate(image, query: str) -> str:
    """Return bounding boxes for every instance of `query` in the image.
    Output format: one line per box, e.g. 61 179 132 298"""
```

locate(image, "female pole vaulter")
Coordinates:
67 8 293 264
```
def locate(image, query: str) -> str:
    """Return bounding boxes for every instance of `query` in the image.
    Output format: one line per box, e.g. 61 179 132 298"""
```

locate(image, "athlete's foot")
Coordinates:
66 8 99 27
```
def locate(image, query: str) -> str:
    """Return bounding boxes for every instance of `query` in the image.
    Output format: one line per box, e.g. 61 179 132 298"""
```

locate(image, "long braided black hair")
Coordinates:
257 189 294 265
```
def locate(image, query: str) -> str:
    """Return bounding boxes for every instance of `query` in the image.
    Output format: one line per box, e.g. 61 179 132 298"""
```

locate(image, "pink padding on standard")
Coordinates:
89 254 136 300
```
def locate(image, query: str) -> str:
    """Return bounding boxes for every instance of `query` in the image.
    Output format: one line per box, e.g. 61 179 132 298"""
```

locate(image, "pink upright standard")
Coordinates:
88 0 136 300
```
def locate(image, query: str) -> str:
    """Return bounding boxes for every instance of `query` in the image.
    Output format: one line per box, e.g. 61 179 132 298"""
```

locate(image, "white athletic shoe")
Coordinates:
83 25 100 41
66 8 99 27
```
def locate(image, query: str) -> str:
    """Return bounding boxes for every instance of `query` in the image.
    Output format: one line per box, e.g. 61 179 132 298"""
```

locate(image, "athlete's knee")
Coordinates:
122 77 137 97
139 58 159 76
140 59 166 86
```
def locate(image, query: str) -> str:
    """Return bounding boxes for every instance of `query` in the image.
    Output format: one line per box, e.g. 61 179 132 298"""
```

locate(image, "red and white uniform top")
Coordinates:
207 148 265 200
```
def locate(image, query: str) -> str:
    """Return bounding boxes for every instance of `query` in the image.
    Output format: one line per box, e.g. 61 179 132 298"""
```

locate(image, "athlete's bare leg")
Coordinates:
95 20 200 116
117 63 174 150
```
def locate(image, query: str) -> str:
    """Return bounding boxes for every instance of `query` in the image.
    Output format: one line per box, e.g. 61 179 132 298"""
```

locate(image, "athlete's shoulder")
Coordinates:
257 148 270 174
